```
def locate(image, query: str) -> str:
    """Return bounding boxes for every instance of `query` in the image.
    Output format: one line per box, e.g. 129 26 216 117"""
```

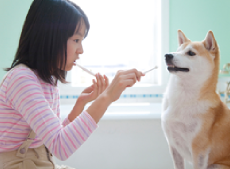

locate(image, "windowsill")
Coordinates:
60 102 162 120
60 102 230 121
66 83 161 88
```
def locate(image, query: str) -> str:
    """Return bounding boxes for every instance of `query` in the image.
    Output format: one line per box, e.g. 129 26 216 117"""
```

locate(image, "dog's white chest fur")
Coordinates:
161 77 211 162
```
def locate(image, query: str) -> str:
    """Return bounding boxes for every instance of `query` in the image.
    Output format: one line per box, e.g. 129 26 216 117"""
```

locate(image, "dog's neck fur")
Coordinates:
167 74 209 101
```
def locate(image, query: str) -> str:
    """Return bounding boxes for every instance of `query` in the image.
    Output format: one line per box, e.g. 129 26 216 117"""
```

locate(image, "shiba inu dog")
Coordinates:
161 30 230 169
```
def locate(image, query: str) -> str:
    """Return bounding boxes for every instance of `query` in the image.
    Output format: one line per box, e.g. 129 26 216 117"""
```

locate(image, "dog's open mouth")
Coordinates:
167 64 189 72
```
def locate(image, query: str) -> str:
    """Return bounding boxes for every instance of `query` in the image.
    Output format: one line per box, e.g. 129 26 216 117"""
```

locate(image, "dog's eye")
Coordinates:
187 50 196 56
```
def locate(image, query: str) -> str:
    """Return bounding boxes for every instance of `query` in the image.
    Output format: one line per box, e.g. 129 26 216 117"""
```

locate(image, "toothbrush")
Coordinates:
75 63 158 77
143 66 158 75
75 63 96 77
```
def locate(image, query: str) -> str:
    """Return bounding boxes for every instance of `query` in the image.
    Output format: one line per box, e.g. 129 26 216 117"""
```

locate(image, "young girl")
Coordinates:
0 0 144 168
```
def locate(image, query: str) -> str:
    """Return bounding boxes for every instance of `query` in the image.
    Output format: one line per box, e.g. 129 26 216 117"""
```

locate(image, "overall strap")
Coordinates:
16 129 36 158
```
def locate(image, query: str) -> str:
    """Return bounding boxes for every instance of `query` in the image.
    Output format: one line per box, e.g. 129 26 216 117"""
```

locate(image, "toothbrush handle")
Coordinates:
143 66 158 74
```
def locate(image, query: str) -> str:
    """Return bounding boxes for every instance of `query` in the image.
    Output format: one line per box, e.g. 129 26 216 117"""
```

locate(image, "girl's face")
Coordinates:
65 22 86 71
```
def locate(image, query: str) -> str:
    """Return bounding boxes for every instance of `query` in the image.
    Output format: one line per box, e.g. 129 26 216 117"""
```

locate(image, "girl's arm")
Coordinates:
87 69 144 123
6 68 96 161
6 68 143 161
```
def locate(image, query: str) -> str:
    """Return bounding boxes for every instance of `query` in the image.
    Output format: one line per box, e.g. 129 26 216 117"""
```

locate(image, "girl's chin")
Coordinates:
65 65 73 71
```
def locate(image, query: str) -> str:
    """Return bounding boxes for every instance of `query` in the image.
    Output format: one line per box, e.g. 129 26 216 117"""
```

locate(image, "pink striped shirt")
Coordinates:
0 65 98 161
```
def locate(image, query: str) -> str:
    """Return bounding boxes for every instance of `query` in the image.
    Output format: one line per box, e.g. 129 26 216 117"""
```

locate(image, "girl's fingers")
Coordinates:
99 73 105 93
102 69 144 102
118 75 136 88
134 70 144 82
117 69 144 82
117 73 137 86
95 73 108 95
104 75 109 88
90 79 98 98
124 79 136 87
119 79 136 88
92 79 97 90
82 84 94 93
123 73 137 83
96 73 102 95
120 68 138 75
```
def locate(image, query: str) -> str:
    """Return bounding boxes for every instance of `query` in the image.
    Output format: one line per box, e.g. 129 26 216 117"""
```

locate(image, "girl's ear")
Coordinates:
203 31 216 52
178 30 190 46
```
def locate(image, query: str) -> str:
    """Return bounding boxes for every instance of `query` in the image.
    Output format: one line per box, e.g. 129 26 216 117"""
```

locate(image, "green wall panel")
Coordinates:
0 0 33 79
169 0 230 74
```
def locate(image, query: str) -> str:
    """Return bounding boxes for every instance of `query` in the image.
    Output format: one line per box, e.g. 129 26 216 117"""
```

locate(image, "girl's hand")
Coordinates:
103 69 145 102
68 73 109 122
78 73 109 105
86 68 145 123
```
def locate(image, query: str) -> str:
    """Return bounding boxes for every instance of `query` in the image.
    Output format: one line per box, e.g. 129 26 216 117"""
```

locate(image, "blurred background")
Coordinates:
0 0 230 168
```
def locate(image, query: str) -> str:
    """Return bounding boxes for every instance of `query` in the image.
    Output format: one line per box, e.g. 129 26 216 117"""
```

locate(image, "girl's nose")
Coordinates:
78 44 84 54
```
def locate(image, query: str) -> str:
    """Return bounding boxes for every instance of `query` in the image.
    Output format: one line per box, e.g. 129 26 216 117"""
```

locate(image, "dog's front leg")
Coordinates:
192 152 209 169
170 146 185 169
192 149 209 169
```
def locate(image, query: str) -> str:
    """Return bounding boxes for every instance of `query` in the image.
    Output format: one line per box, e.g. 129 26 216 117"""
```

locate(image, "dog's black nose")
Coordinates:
165 54 173 59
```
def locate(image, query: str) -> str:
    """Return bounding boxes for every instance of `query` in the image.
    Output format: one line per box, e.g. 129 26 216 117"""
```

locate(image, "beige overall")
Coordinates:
0 65 54 169
0 130 55 169
0 65 76 169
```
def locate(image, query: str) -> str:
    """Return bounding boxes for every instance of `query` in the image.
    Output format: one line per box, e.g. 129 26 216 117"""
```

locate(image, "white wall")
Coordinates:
54 104 195 169
54 119 173 169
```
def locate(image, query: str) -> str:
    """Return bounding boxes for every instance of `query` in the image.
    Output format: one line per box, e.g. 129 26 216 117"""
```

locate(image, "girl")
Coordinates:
0 0 144 168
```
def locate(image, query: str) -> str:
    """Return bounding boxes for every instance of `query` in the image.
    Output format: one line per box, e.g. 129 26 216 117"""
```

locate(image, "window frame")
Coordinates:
59 0 169 104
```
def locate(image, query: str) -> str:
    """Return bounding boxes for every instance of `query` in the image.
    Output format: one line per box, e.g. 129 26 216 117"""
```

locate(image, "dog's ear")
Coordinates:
178 30 189 46
203 31 216 51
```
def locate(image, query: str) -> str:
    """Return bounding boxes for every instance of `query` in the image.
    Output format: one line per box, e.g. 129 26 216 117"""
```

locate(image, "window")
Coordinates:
59 0 169 104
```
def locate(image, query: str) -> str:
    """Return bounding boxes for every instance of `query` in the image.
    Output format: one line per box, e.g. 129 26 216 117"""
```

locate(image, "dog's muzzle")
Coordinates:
164 53 189 72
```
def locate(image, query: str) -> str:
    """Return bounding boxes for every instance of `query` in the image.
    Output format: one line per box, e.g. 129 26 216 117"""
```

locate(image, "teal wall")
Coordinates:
0 0 33 79
0 0 230 79
169 0 230 73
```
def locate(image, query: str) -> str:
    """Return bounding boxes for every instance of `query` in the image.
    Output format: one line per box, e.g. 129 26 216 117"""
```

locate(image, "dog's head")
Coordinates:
165 30 220 83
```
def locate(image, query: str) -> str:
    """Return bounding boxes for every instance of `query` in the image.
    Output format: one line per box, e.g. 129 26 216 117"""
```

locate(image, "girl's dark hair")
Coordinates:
6 0 90 86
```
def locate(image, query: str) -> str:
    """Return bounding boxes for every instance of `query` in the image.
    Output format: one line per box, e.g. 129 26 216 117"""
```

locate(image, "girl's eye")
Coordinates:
187 50 196 56
74 39 79 43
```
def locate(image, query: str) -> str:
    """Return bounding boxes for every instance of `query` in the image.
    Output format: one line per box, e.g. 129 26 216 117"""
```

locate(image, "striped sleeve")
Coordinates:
62 117 70 126
55 88 70 127
6 68 98 161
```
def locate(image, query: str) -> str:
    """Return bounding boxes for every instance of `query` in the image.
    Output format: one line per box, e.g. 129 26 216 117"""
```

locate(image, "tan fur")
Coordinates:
193 32 230 166
162 30 230 169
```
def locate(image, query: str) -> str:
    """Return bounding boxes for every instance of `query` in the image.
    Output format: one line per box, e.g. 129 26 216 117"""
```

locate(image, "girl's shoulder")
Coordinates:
5 64 57 89
1 64 41 94
8 64 37 80
2 64 42 88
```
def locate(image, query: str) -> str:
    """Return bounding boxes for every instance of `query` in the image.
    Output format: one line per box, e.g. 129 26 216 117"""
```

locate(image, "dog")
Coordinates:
161 30 230 169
